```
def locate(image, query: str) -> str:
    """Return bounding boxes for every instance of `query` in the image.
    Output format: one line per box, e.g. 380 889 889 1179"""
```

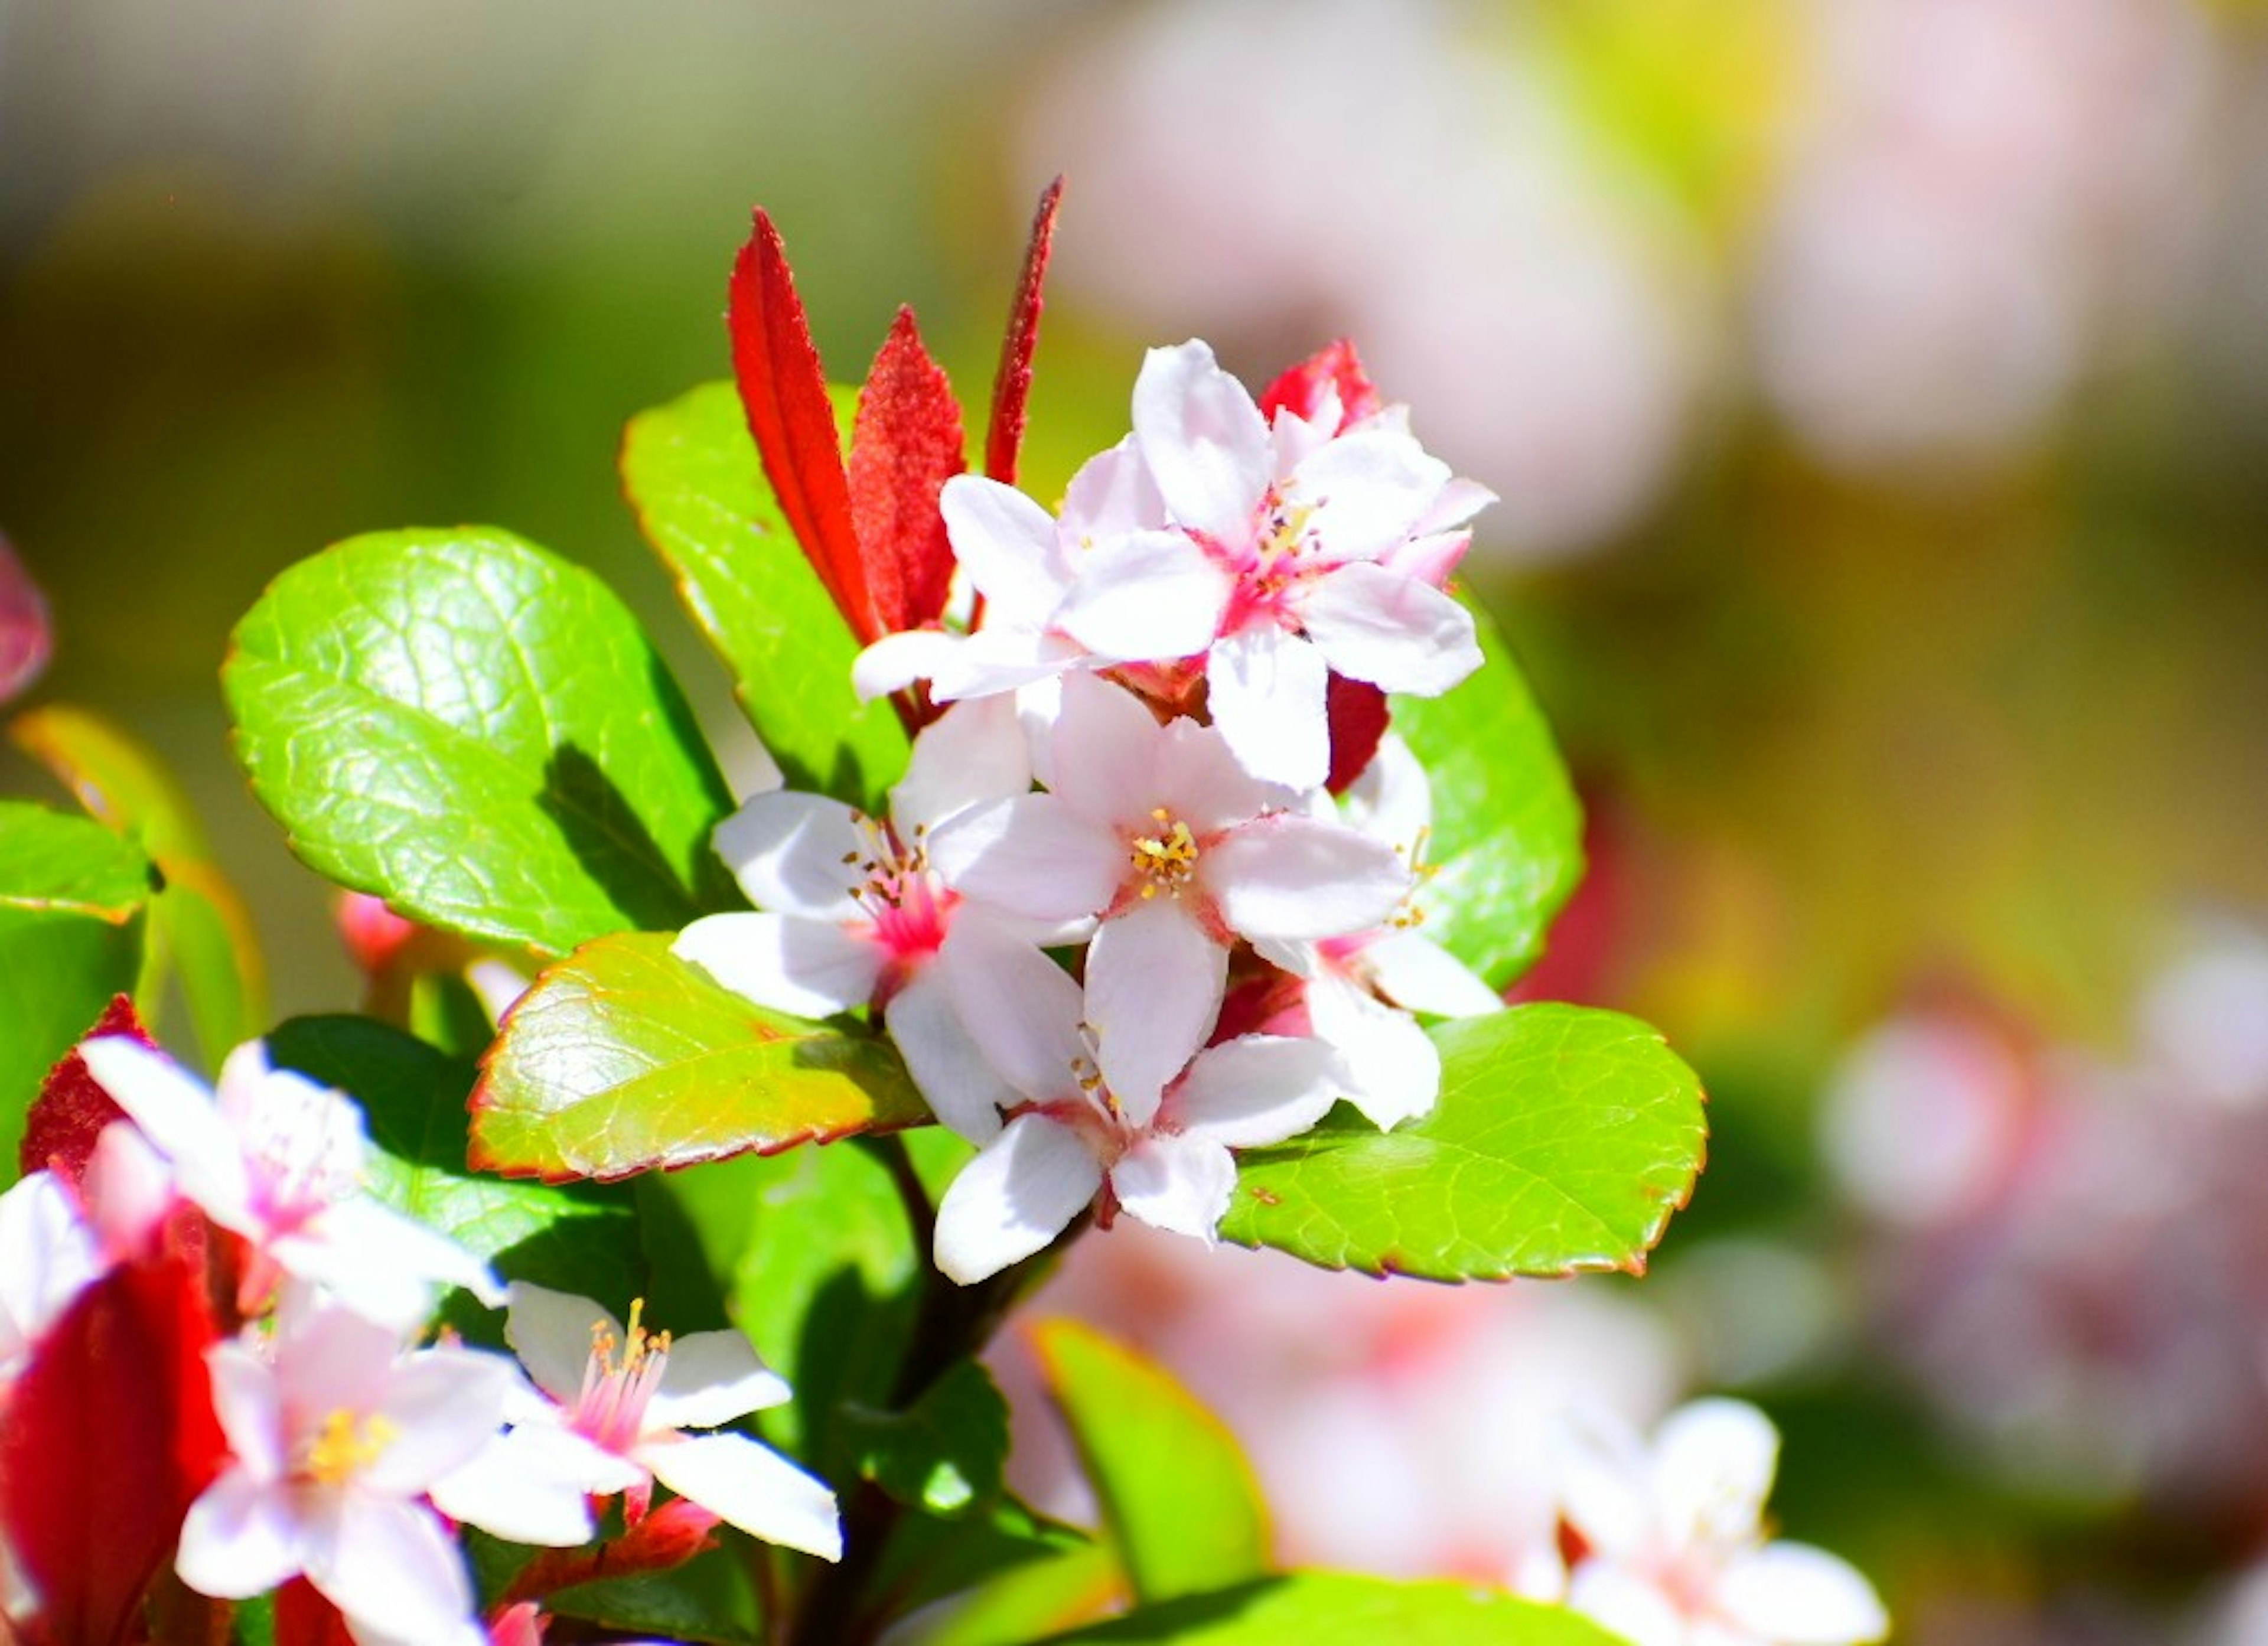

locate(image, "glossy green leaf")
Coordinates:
845 1358 1010 1516
12 704 268 1062
223 527 738 957
470 932 927 1183
914 1539 1122 1646
548 1542 761 1645
1223 1005 1706 1281
1035 1573 1624 1646
1393 593 1583 990
0 803 152 1170
622 380 910 807
1031 1319 1269 1606
265 1015 641 1314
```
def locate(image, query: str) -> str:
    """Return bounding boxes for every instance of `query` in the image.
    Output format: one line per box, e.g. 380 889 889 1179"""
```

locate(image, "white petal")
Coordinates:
643 1430 842 1560
1297 564 1481 696
891 696 1032 835
1360 931 1504 1018
0 1171 100 1371
853 627 964 699
712 792 863 917
1565 1561 1686 1646
928 794 1121 924
429 1426 624 1547
205 1340 288 1484
1112 1134 1236 1243
1169 1035 1342 1149
1085 901 1223 1127
1304 972 1439 1129
1054 530 1229 661
1044 671 1175 833
1205 626 1329 791
271 1298 399 1419
1718 1541 1891 1644
646 1326 791 1432
174 1469 302 1599
1062 435 1165 537
1340 733 1430 850
506 1281 618 1407
928 626 1093 702
1653 1397 1781 1547
1287 428 1450 563
83 1118 176 1258
77 1037 255 1229
362 1344 517 1495
1132 340 1270 541
282 1196 500 1331
937 917 1087 1103
305 1495 479 1646
940 474 1072 618
675 911 884 1018
933 1114 1102 1285
887 963 1015 1144
1151 712 1278 836
1208 814 1407 943
1553 1405 1658 1557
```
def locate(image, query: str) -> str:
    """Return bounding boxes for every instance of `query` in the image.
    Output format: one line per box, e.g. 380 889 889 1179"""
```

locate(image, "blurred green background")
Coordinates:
7 1 2268 1639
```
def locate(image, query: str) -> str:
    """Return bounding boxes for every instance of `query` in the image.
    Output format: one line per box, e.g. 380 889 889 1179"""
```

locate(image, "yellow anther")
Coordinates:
304 1408 396 1485
1128 815 1200 898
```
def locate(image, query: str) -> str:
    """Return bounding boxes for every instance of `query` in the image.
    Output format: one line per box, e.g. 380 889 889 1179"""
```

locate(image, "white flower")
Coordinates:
175 1298 562 1646
0 1171 101 1379
500 1282 842 1562
1259 736 1503 1129
675 696 1036 1142
930 672 1406 1119
1120 339 1488 789
1542 1398 1889 1646
931 918 1342 1285
76 1037 502 1329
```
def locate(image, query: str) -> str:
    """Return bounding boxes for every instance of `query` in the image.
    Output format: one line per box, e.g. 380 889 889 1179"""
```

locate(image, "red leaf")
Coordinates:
984 177 1064 486
728 211 874 644
22 996 152 1188
0 1253 226 1646
849 308 967 634
0 532 53 705
1322 675 1390 795
1257 339 1383 433
275 1579 357 1646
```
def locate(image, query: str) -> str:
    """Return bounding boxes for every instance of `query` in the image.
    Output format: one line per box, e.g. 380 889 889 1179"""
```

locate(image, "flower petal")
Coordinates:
1288 428 1450 564
938 916 1087 1103
891 695 1032 835
1304 971 1439 1129
506 1281 620 1408
1296 563 1481 697
1360 930 1504 1018
1084 900 1224 1127
1718 1541 1891 1644
1061 435 1165 536
887 962 1015 1144
174 1468 302 1600
1112 1133 1237 1242
647 1326 792 1432
674 911 884 1018
77 1037 255 1229
1205 625 1329 791
1054 530 1229 661
1044 671 1176 833
1565 1560 1686 1646
712 792 864 917
643 1430 842 1560
928 794 1121 924
305 1495 481 1646
853 627 964 700
429 1425 627 1547
1132 340 1270 542
1653 1397 1781 1548
1170 1034 1342 1148
282 1195 503 1331
204 1341 287 1485
1208 813 1407 943
933 1114 1102 1285
363 1344 517 1495
939 474 1071 619
0 1170 100 1374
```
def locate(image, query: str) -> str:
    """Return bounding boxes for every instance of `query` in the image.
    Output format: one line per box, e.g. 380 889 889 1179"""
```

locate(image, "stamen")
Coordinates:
302 1408 396 1485
1128 809 1200 899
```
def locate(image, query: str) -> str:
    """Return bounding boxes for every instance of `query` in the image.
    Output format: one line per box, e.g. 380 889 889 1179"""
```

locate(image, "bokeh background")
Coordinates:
6 1 2268 1640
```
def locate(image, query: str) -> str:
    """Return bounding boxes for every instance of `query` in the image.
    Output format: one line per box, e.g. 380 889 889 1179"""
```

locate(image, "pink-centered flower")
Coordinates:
932 918 1344 1285
77 1037 502 1329
1537 1399 1889 1646
501 1282 842 1562
175 1296 568 1646
930 673 1406 1120
675 697 1035 1140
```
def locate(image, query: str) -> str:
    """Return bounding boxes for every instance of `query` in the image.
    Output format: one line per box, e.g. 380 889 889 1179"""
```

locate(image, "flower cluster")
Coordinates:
0 1027 838 1644
677 335 1508 1284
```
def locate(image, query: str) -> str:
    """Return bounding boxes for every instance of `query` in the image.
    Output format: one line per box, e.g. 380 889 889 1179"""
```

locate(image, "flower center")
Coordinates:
573 1298 672 1453
299 1407 396 1486
843 812 955 969
243 1083 359 1234
1128 809 1200 899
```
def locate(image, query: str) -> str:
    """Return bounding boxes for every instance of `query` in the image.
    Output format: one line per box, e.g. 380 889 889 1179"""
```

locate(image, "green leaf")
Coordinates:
0 802 152 1171
1030 1319 1269 1606
223 527 738 957
622 380 910 807
470 932 927 1182
911 1537 1122 1646
1223 1005 1706 1281
1034 1573 1625 1645
845 1358 1010 1516
1394 593 1583 990
548 1541 761 1645
12 704 268 1063
265 1013 641 1316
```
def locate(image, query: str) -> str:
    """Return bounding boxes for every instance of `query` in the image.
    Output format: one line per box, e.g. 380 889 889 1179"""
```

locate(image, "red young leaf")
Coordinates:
0 1253 226 1646
728 211 875 643
22 995 152 1187
850 308 966 634
984 177 1064 485
0 532 53 705
1322 674 1391 795
500 1497 721 1607
1257 338 1383 433
275 1579 357 1646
